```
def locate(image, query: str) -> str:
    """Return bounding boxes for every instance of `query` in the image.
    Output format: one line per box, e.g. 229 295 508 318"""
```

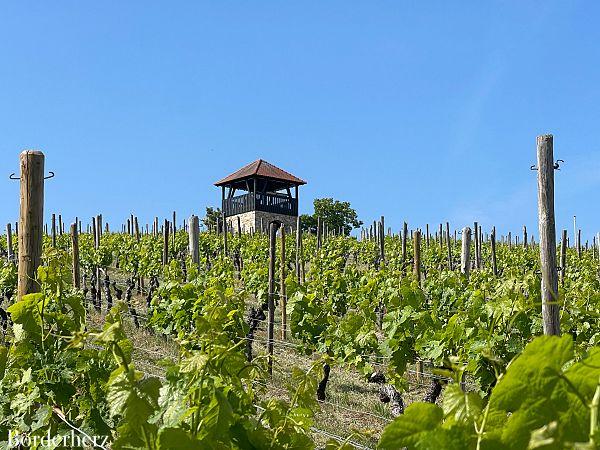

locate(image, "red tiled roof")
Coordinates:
214 159 306 186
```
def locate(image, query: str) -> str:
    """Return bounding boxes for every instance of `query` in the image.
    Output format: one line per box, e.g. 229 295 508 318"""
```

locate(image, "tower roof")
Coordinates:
214 159 306 187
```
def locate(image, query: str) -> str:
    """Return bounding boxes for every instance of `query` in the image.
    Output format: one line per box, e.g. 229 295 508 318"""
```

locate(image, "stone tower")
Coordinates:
215 159 306 233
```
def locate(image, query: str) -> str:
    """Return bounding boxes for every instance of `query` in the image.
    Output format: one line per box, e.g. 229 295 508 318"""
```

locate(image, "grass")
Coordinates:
88 268 446 450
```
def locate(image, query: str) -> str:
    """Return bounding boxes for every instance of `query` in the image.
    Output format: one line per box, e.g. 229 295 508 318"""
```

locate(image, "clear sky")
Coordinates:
1 2 599 241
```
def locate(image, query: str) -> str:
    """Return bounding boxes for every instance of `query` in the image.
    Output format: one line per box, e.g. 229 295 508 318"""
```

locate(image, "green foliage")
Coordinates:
379 335 600 449
301 198 363 235
202 207 222 231
2 223 600 449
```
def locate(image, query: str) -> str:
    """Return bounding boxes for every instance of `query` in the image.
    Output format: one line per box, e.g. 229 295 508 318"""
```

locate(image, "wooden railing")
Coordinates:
223 192 297 217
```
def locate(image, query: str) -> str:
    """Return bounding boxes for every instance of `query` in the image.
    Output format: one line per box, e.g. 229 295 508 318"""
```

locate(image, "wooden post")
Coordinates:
134 217 140 241
401 222 408 264
6 223 14 262
71 223 80 289
560 229 567 286
222 215 228 256
461 227 472 279
474 222 480 269
267 221 281 375
172 211 177 247
536 134 560 336
413 230 421 284
163 219 169 265
58 214 63 236
51 213 57 247
237 216 242 236
189 215 200 266
523 225 528 248
92 218 97 248
479 228 483 268
280 226 287 340
316 216 322 249
96 214 102 302
18 150 45 298
134 216 144 290
577 229 582 258
295 216 302 283
439 223 443 250
446 222 452 270
491 227 498 276
379 216 385 265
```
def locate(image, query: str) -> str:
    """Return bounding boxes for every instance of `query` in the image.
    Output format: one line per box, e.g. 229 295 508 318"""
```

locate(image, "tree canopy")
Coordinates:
300 198 362 236
202 207 222 230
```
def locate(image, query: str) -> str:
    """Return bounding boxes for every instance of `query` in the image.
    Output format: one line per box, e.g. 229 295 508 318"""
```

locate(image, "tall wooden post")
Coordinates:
295 215 302 283
58 214 63 236
237 216 242 236
536 134 560 336
51 213 57 247
316 216 322 250
223 217 229 256
189 215 200 266
474 222 480 269
163 219 169 265
491 227 498 276
280 226 287 340
134 216 144 290
267 221 281 375
446 222 452 270
379 216 385 265
523 226 528 248
221 187 228 255
560 229 567 286
134 217 140 241
577 229 582 259
461 227 472 279
6 223 14 262
18 150 45 299
413 230 421 284
96 214 102 301
71 223 80 289
401 222 408 264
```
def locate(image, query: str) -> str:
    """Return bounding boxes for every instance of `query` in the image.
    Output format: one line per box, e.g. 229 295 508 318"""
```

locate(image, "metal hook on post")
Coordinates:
10 171 55 180
531 159 563 171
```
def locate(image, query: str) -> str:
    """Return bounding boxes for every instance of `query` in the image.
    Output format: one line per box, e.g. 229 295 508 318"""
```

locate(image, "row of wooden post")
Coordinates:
2 136 579 343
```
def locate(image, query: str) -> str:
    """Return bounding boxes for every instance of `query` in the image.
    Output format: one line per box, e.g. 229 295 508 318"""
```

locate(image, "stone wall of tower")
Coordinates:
226 211 297 234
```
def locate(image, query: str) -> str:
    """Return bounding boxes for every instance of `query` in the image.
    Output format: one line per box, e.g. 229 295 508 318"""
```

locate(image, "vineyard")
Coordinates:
2 147 600 450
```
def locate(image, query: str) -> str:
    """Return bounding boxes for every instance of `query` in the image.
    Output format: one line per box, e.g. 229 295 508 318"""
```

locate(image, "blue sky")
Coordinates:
1 1 599 241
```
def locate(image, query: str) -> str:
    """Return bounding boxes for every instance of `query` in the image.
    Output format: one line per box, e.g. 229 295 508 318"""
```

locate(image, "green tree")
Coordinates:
202 207 222 231
300 198 362 236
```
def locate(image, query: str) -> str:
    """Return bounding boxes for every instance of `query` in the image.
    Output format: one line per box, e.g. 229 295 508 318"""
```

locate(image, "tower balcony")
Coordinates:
223 192 298 217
